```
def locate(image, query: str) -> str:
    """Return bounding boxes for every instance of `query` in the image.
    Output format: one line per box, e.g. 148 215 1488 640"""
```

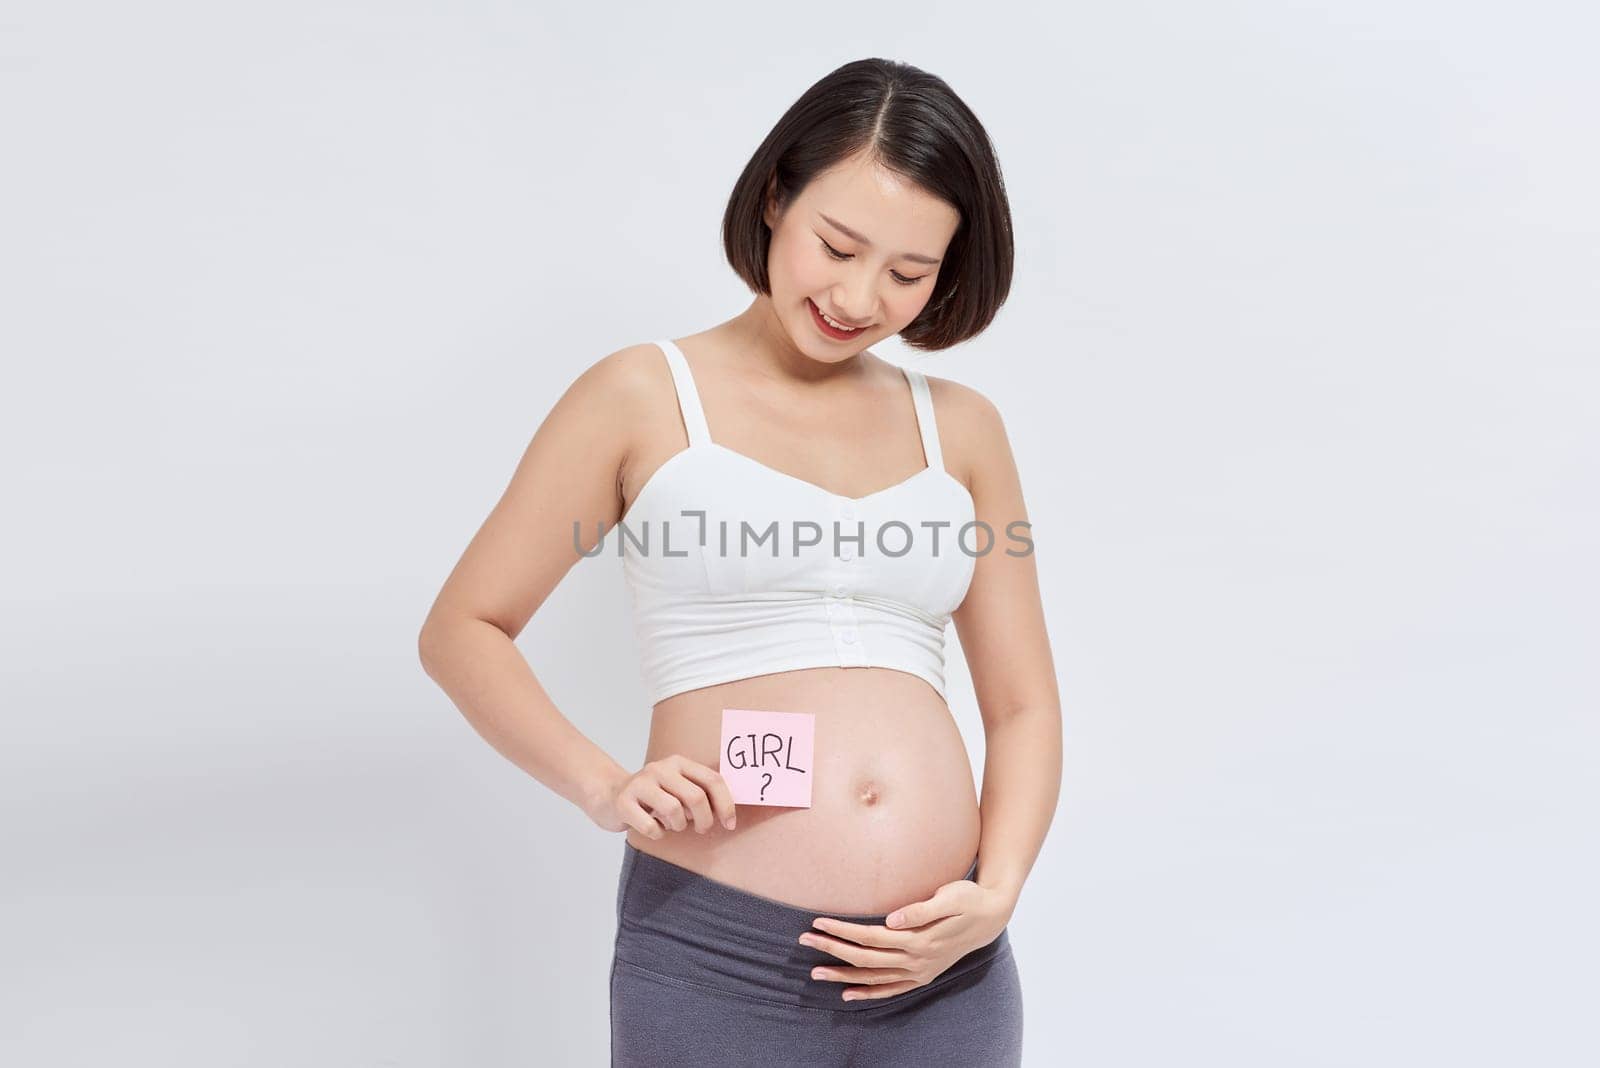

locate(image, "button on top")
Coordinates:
830 583 849 598
840 628 858 644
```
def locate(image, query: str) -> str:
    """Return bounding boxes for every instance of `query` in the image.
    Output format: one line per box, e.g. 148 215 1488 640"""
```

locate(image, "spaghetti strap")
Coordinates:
903 367 945 472
654 339 712 447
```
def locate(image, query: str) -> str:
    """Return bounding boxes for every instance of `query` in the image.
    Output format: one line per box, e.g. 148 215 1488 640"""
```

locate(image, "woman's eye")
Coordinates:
819 239 927 287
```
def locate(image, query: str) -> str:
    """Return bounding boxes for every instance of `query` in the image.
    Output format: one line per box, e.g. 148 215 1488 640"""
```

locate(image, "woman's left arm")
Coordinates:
799 379 1065 1000
946 379 1063 915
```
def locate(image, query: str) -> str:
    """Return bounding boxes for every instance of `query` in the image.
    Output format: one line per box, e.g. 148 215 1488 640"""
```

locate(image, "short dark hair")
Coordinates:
721 58 1014 352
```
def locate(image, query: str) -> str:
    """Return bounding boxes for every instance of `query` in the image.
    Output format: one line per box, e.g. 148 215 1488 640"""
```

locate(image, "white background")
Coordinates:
3 1 1595 1065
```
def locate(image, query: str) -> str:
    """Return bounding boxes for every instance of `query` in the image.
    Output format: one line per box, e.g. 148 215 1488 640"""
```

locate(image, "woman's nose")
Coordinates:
832 281 877 325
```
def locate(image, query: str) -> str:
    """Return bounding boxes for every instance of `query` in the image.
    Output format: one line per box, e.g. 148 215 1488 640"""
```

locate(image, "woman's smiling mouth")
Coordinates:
808 297 870 339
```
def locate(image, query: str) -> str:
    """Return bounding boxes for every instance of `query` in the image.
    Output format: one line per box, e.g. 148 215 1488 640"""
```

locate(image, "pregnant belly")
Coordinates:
623 666 982 914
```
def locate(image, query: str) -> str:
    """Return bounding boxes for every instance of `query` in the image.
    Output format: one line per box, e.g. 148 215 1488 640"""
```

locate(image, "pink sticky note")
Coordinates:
719 708 814 808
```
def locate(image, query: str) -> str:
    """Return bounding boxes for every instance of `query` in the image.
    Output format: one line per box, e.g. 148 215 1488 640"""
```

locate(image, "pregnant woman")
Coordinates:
419 58 1061 1067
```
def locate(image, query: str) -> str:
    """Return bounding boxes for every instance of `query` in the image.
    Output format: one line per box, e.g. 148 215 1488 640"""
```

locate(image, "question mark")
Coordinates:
759 772 772 800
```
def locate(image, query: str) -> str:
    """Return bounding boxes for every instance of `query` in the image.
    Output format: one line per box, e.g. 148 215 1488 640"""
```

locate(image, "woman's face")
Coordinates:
762 151 961 362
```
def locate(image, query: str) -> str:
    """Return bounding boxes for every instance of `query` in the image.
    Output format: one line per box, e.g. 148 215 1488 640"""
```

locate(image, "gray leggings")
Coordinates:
609 842 1024 1067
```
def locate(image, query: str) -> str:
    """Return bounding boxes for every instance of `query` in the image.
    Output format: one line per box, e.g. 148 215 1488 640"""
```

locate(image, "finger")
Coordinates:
798 930 905 969
663 771 714 834
809 917 913 949
810 965 913 987
885 888 967 930
673 757 739 829
620 795 665 839
842 978 920 1002
884 913 957 934
638 780 688 832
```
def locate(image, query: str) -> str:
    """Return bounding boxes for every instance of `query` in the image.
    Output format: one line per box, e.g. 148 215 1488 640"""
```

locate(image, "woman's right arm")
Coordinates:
416 344 651 827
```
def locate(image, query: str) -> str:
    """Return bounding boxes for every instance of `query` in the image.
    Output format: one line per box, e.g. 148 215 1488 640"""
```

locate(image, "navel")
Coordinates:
857 780 882 806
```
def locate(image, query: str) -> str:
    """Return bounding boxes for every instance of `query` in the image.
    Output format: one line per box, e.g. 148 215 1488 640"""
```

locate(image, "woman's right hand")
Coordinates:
585 755 738 838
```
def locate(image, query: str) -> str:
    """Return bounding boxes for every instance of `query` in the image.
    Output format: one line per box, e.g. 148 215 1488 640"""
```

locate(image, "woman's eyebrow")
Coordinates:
818 213 942 265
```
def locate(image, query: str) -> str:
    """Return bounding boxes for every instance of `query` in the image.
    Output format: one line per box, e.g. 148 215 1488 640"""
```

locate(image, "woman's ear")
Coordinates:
762 174 781 229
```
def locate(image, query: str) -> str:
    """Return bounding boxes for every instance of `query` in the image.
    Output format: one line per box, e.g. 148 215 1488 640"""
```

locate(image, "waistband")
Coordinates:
612 841 1011 1013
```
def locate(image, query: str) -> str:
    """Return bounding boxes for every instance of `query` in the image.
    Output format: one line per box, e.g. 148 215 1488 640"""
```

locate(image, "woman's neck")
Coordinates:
719 297 869 387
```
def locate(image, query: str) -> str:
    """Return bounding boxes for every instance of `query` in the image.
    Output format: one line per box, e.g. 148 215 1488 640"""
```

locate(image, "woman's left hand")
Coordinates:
799 876 1014 1002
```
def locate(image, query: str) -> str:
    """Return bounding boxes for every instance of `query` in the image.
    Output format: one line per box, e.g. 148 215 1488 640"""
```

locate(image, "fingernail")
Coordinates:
724 818 736 830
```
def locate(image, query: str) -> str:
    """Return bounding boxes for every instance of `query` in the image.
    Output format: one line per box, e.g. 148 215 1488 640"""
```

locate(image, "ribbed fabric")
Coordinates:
619 339 977 706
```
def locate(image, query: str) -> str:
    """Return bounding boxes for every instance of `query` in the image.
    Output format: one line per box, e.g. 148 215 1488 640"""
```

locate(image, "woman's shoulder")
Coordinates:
529 343 683 477
907 365 1003 434
900 365 1012 488
559 340 674 413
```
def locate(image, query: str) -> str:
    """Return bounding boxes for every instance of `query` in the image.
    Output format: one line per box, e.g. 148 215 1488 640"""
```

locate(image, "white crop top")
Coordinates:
618 339 977 706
